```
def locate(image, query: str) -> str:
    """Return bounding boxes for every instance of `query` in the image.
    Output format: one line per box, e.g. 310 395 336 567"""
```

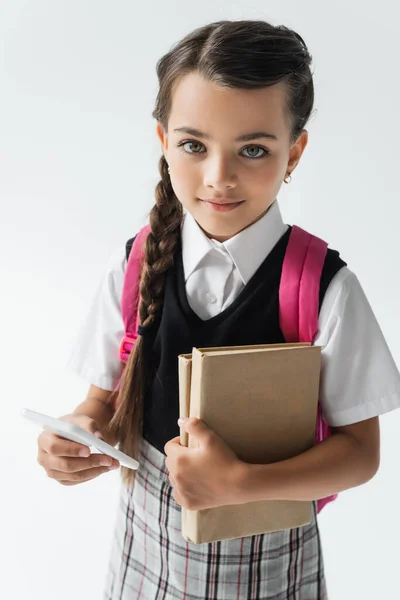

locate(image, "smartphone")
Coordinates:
22 408 139 470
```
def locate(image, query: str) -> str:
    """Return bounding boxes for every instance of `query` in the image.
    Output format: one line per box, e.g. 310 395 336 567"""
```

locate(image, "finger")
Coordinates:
164 436 185 456
180 418 215 445
61 413 101 436
39 431 92 458
47 465 117 484
38 448 119 472
54 454 119 473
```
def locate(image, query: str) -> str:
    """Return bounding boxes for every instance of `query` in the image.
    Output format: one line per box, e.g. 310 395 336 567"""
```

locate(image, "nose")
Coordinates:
203 155 237 191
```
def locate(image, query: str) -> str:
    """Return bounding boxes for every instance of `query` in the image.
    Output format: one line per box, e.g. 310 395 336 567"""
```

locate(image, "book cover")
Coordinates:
178 343 321 544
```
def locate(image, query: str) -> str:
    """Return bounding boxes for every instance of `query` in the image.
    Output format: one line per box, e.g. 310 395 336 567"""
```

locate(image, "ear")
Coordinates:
287 129 308 175
156 122 169 159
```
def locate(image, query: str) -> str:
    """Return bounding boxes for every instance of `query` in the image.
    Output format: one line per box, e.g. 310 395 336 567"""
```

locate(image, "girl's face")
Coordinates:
156 72 308 242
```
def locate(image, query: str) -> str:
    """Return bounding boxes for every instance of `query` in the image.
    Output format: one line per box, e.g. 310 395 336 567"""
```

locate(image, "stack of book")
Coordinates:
178 343 321 544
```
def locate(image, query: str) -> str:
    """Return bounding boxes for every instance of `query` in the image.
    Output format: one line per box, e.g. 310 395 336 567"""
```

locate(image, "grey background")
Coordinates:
1 1 399 598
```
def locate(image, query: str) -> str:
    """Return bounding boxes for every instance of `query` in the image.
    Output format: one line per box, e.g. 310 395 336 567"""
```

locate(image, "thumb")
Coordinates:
61 413 104 440
178 417 215 445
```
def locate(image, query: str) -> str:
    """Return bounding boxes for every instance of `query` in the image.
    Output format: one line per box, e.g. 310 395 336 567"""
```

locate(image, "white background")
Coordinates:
1 1 399 599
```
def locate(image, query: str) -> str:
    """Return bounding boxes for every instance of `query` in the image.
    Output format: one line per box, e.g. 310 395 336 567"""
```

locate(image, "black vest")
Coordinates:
125 227 347 455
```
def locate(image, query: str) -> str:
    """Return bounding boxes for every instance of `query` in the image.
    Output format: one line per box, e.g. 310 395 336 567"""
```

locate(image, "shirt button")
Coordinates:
206 292 217 304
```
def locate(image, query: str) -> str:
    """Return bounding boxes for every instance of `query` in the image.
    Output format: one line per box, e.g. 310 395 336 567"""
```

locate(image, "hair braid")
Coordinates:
105 155 183 487
139 156 183 330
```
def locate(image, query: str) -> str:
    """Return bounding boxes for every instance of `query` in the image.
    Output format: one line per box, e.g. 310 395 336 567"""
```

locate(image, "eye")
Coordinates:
176 140 270 160
176 140 206 154
241 145 270 159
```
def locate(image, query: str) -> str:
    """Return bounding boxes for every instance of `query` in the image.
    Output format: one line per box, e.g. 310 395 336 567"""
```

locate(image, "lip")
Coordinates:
201 198 244 205
200 198 245 213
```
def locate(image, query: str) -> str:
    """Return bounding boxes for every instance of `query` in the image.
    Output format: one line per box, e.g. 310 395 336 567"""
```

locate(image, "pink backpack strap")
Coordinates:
119 225 151 364
279 225 337 512
279 226 327 343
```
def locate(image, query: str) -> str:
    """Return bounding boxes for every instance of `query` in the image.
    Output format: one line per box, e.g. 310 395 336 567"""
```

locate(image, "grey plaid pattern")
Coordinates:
104 438 327 599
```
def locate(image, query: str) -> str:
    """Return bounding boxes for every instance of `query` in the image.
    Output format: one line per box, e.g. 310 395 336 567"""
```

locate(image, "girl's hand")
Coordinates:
37 413 120 486
164 417 246 510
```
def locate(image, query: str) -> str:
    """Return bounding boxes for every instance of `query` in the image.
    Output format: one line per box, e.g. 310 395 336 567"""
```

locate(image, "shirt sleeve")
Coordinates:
315 266 400 426
66 246 127 391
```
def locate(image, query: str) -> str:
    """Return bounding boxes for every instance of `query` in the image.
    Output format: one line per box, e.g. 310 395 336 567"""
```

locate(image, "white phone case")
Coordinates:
22 408 139 470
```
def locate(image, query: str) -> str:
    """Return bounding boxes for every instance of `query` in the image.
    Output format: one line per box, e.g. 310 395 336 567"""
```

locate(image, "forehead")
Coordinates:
168 71 290 138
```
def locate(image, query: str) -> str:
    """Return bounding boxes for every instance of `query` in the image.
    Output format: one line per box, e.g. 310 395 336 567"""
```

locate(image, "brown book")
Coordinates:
178 343 321 544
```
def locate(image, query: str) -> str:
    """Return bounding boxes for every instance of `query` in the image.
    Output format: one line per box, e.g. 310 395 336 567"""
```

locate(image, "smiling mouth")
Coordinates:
200 199 245 205
199 199 245 213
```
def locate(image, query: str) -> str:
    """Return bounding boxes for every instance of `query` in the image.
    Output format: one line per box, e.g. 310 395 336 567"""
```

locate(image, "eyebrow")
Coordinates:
173 126 278 142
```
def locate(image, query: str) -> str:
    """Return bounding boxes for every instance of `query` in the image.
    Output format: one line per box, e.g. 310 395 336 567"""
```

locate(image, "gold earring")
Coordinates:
167 166 171 174
284 173 292 184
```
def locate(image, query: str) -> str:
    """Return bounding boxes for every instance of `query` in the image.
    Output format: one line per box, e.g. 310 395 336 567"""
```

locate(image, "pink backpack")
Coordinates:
118 224 337 513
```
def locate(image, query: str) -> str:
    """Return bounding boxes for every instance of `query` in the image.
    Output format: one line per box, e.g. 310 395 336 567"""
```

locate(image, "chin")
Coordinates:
199 215 249 240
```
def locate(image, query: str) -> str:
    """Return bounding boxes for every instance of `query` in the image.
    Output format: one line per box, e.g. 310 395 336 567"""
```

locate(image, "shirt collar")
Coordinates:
181 200 288 284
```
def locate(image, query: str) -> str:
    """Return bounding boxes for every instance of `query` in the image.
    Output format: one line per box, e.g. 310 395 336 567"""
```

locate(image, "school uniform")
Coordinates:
67 200 400 599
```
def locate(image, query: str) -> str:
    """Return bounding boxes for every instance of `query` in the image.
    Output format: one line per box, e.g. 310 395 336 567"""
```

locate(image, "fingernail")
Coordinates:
108 463 119 470
94 431 104 439
178 417 187 426
79 448 90 457
100 458 112 466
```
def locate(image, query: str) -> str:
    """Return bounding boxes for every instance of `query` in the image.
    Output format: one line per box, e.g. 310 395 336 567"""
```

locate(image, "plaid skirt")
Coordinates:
104 438 327 600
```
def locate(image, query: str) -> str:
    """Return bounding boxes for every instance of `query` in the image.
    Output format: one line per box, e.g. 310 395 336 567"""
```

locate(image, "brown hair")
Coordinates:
105 19 315 486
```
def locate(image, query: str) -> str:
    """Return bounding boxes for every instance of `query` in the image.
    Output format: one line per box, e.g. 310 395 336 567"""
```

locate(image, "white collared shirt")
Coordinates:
67 202 400 428
181 201 288 320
